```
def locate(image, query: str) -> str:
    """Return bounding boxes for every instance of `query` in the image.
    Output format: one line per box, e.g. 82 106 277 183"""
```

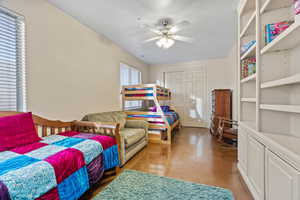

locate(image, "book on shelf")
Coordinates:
295 0 300 15
241 57 256 79
241 40 256 55
265 21 294 45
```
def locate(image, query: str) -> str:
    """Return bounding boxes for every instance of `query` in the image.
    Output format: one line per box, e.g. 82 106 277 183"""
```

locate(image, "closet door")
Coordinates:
164 71 185 124
182 71 207 127
165 70 207 127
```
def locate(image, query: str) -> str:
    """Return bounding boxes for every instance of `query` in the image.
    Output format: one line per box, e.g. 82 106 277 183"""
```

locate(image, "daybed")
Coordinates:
0 112 120 200
82 111 148 166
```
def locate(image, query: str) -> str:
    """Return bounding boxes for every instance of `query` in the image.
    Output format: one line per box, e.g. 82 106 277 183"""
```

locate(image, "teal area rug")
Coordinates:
94 170 234 200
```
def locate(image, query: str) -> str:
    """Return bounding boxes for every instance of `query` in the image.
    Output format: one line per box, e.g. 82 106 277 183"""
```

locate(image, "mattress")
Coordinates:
128 111 179 126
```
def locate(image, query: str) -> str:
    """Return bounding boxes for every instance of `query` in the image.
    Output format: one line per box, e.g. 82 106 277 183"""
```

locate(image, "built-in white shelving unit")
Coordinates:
239 0 256 15
240 120 257 131
261 73 300 88
241 73 256 83
241 98 257 103
260 104 300 114
240 11 256 37
260 0 292 14
261 20 300 54
241 43 256 59
238 0 258 130
238 0 300 199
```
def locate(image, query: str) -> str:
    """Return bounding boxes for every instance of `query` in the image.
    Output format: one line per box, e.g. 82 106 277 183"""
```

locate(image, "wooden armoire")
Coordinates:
210 89 232 135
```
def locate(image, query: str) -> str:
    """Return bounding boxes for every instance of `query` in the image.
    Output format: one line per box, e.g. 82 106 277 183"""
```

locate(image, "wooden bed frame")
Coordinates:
122 84 181 145
0 111 121 183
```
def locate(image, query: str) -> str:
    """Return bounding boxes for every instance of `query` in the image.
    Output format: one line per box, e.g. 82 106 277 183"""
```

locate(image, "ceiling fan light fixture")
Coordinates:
142 18 192 49
156 37 175 49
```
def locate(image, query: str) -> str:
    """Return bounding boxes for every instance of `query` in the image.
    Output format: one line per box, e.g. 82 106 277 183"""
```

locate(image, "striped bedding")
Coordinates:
124 94 168 97
0 131 119 200
124 87 167 97
128 111 179 125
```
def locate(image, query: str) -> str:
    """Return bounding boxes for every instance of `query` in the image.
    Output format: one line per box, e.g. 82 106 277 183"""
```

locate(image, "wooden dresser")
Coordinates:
210 89 232 135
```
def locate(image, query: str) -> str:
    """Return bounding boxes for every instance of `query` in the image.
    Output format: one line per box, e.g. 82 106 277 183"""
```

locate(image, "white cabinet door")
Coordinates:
265 150 300 200
238 126 248 173
164 71 185 122
248 136 265 200
165 70 207 127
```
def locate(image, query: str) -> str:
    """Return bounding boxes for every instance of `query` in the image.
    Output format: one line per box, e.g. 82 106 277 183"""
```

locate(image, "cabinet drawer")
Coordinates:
265 150 300 200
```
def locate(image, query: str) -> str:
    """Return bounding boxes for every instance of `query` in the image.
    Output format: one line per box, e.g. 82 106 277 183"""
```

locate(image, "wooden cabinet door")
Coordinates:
265 150 300 200
214 91 231 118
248 136 265 200
238 126 248 173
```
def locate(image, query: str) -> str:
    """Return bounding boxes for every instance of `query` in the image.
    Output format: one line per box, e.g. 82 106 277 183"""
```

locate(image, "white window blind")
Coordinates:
0 8 26 112
120 63 142 109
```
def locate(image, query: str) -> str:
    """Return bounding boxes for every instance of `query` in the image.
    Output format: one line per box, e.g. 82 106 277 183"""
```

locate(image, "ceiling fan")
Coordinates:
142 18 193 49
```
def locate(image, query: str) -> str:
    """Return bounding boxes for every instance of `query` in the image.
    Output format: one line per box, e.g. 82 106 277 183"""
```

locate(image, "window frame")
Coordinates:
120 63 142 110
0 6 26 112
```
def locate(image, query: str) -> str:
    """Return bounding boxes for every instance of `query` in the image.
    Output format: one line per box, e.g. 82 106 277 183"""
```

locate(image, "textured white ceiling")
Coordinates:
47 0 238 65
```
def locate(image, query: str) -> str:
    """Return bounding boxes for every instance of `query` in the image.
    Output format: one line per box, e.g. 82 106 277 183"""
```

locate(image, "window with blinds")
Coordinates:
0 8 26 112
120 63 142 109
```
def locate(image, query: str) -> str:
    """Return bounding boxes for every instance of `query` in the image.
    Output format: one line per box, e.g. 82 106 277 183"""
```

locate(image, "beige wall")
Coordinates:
1 0 149 121
149 48 238 123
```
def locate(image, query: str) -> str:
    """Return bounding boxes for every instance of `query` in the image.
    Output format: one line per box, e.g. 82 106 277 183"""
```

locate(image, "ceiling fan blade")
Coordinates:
140 24 162 35
169 21 190 33
143 36 161 43
173 35 194 43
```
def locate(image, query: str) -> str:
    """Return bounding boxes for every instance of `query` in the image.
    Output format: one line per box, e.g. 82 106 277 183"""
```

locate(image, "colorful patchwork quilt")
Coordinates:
0 132 119 200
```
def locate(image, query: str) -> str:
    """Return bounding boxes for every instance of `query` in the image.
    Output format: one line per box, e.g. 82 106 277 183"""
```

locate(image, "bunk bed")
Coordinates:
122 84 180 144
